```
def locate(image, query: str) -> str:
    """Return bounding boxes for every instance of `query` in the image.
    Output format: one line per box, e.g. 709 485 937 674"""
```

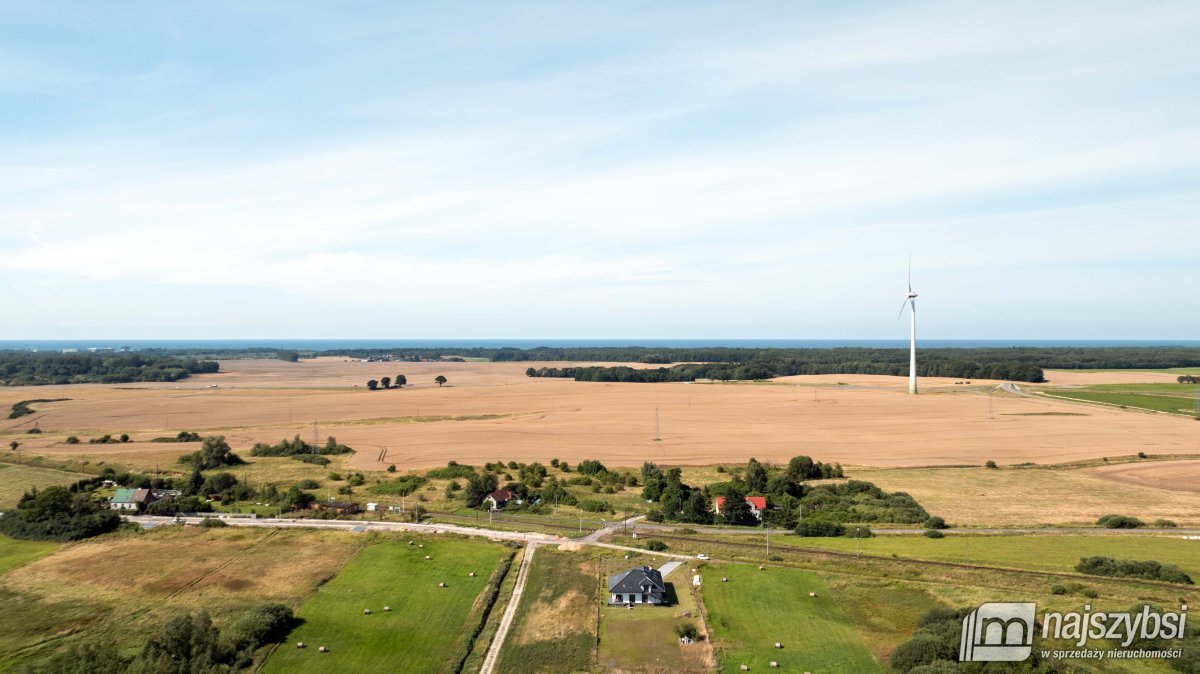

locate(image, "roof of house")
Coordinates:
713 495 768 510
487 490 513 502
608 566 666 594
112 488 153 504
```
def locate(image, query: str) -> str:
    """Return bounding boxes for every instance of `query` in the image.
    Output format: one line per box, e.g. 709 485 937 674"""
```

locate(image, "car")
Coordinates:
696 553 710 560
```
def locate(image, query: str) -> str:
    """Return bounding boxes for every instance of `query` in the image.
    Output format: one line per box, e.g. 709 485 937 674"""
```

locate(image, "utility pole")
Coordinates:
765 521 770 558
654 405 660 442
855 528 862 557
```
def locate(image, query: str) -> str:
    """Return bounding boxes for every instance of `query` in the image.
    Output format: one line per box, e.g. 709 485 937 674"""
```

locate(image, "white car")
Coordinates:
696 553 710 560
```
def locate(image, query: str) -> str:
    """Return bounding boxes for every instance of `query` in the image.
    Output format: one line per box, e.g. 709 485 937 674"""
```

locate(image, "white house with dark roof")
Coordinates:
607 565 667 605
483 489 513 510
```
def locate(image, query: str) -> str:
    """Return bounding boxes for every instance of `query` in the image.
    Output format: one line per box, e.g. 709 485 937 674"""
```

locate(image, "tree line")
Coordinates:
0 352 219 386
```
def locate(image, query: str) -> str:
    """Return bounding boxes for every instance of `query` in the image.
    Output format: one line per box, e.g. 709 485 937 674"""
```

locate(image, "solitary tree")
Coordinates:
395 374 407 387
435 375 447 387
380 376 392 389
367 379 378 390
8 441 18 452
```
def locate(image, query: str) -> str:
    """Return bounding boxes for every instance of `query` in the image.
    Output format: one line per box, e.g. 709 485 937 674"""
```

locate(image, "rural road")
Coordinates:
478 542 538 674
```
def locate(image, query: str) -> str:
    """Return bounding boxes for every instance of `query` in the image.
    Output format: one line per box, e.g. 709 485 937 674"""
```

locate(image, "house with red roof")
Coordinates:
712 495 768 520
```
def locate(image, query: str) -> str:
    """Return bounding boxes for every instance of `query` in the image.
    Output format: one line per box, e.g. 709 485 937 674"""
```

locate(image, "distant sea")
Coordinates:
2 339 1199 351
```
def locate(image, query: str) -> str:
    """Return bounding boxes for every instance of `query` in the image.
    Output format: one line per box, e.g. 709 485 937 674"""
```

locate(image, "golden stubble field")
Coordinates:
2 358 1198 473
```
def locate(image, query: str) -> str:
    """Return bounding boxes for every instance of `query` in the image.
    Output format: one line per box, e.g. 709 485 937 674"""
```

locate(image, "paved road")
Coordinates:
478 543 538 674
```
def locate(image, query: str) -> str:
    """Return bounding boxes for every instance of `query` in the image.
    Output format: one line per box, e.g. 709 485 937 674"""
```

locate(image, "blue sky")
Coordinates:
2 1 1198 339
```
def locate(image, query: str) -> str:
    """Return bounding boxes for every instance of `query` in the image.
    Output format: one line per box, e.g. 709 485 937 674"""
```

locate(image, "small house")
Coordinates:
607 566 667 605
311 500 360 515
109 488 156 511
366 503 378 512
483 490 513 510
713 495 768 520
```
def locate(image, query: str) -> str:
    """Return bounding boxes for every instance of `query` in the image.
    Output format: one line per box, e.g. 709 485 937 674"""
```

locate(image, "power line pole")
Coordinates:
654 405 660 441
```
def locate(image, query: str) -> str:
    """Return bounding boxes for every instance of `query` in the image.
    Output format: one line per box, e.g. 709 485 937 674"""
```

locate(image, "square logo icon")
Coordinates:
960 602 1037 662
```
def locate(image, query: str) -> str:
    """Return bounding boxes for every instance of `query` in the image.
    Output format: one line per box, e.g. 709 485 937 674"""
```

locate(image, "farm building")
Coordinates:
608 566 667 605
109 488 157 511
311 500 360 515
713 495 768 520
483 489 513 510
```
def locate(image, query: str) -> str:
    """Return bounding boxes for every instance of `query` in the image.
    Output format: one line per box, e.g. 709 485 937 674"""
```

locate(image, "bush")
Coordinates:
425 461 476 479
199 517 228 528
923 516 948 529
795 520 846 537
1081 588 1099 598
767 554 783 562
1097 514 1145 529
292 453 330 466
889 634 950 672
1075 556 1192 584
673 622 700 641
1153 518 1178 528
0 486 121 541
644 540 668 552
65 435 79 444
923 529 945 539
848 526 874 538
178 436 244 470
984 460 998 469
296 479 320 490
577 499 612 513
1050 584 1068 595
387 464 397 473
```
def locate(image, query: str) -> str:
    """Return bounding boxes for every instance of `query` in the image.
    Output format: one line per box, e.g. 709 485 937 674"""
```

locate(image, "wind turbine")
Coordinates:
898 258 918 395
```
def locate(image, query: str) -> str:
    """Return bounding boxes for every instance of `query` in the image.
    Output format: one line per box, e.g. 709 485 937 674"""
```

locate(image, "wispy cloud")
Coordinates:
1 1 1198 338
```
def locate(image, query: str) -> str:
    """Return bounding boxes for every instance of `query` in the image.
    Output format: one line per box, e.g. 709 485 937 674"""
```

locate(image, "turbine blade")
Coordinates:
897 299 909 319
907 255 912 292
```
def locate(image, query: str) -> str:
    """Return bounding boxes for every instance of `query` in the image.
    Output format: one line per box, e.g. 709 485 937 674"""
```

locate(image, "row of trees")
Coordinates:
366 374 408 390
249 435 353 457
1178 375 1200 384
0 352 219 386
527 357 1046 383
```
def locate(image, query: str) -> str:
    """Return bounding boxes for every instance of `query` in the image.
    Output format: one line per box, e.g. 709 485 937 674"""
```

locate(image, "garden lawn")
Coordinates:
263 537 507 674
702 563 878 673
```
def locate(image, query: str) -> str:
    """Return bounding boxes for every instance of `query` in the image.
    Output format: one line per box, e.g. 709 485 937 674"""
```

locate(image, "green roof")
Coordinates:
111 488 137 503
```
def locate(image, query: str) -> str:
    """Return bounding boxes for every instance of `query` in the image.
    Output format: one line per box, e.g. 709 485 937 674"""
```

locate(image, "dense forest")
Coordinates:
0 353 219 386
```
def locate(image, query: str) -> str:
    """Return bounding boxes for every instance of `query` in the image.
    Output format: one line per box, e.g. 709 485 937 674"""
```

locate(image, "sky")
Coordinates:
2 1 1199 340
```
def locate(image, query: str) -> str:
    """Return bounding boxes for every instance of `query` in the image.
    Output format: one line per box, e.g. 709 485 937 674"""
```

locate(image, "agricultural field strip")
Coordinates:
637 532 1199 591
478 543 538 674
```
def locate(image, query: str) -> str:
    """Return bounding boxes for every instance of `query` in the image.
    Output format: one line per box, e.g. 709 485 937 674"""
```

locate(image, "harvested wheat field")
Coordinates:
2 358 1197 471
1083 459 1200 493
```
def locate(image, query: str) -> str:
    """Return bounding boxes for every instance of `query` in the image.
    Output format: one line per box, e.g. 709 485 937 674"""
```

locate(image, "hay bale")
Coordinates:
296 642 305 649
425 555 431 560
438 581 446 587
418 543 424 548
775 642 783 649
363 608 371 615
770 662 778 668
722 577 728 582
808 592 817 597
318 646 327 653
469 572 476 577
740 665 749 671
384 606 391 612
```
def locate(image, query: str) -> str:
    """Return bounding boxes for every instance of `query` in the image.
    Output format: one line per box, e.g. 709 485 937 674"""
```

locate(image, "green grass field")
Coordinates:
496 547 598 674
0 462 92 509
702 564 878 673
738 534 1200 579
598 561 711 671
0 535 58 576
262 538 508 674
1042 383 1200 415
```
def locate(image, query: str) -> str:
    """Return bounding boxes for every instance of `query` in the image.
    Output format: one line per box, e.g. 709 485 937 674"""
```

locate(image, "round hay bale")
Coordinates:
363 608 371 615
318 646 327 653
758 565 765 570
418 543 425 548
469 572 476 577
770 662 778 668
438 581 446 587
296 642 305 649
775 642 783 649
808 591 817 597
740 665 749 671
722 577 728 582
384 606 391 612
425 555 431 560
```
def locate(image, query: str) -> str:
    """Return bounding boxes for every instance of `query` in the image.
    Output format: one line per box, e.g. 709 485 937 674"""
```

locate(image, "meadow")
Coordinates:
0 535 58 576
0 462 92 509
495 546 598 674
0 526 363 670
700 563 878 673
1039 382 1199 416
262 537 510 674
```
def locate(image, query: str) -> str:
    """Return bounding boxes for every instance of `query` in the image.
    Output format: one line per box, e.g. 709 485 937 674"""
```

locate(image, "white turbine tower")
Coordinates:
898 259 918 395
